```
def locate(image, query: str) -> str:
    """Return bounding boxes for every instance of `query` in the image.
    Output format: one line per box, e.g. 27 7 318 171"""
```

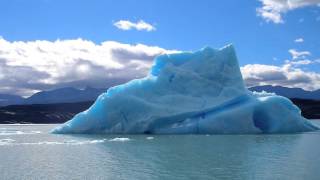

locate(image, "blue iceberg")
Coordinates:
52 45 319 134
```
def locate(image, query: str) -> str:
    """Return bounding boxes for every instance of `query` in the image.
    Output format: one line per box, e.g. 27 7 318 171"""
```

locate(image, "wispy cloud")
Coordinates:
257 0 320 23
294 38 304 43
113 20 156 31
285 48 319 68
288 49 311 59
285 59 313 65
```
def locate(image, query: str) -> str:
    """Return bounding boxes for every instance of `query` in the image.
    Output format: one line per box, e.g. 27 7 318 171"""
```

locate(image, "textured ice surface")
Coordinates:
52 45 319 134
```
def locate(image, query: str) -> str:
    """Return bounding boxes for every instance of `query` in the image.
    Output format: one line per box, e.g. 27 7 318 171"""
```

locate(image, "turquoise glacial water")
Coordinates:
0 122 320 180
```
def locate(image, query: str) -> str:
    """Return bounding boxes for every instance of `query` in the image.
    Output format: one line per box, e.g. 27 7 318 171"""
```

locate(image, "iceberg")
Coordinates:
52 45 319 134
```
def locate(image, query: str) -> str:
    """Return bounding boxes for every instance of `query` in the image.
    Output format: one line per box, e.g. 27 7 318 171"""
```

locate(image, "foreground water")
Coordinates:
0 122 320 180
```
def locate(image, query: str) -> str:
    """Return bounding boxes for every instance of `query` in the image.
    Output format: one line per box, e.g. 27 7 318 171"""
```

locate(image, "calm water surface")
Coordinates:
0 121 320 180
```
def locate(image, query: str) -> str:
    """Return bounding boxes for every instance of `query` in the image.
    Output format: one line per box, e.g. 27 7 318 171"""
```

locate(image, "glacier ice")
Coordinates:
52 45 319 134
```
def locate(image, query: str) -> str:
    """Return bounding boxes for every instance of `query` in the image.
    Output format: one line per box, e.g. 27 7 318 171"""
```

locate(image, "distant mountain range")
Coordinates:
0 87 106 106
2 99 319 124
0 85 319 107
0 85 319 123
0 94 25 106
0 101 94 124
25 87 106 105
249 85 320 100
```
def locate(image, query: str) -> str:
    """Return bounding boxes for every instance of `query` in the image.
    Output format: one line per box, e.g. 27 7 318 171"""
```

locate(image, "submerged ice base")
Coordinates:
52 45 319 134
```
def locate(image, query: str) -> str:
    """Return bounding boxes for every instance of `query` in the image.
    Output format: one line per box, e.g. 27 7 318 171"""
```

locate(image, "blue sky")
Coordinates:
0 0 319 95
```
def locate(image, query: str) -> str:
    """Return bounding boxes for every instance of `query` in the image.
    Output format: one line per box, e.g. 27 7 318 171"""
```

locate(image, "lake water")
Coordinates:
1 122 320 180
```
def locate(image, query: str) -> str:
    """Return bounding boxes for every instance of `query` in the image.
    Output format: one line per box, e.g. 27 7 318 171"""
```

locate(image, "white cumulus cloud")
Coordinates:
257 0 320 23
113 20 155 31
241 63 320 90
0 37 177 96
0 37 319 96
